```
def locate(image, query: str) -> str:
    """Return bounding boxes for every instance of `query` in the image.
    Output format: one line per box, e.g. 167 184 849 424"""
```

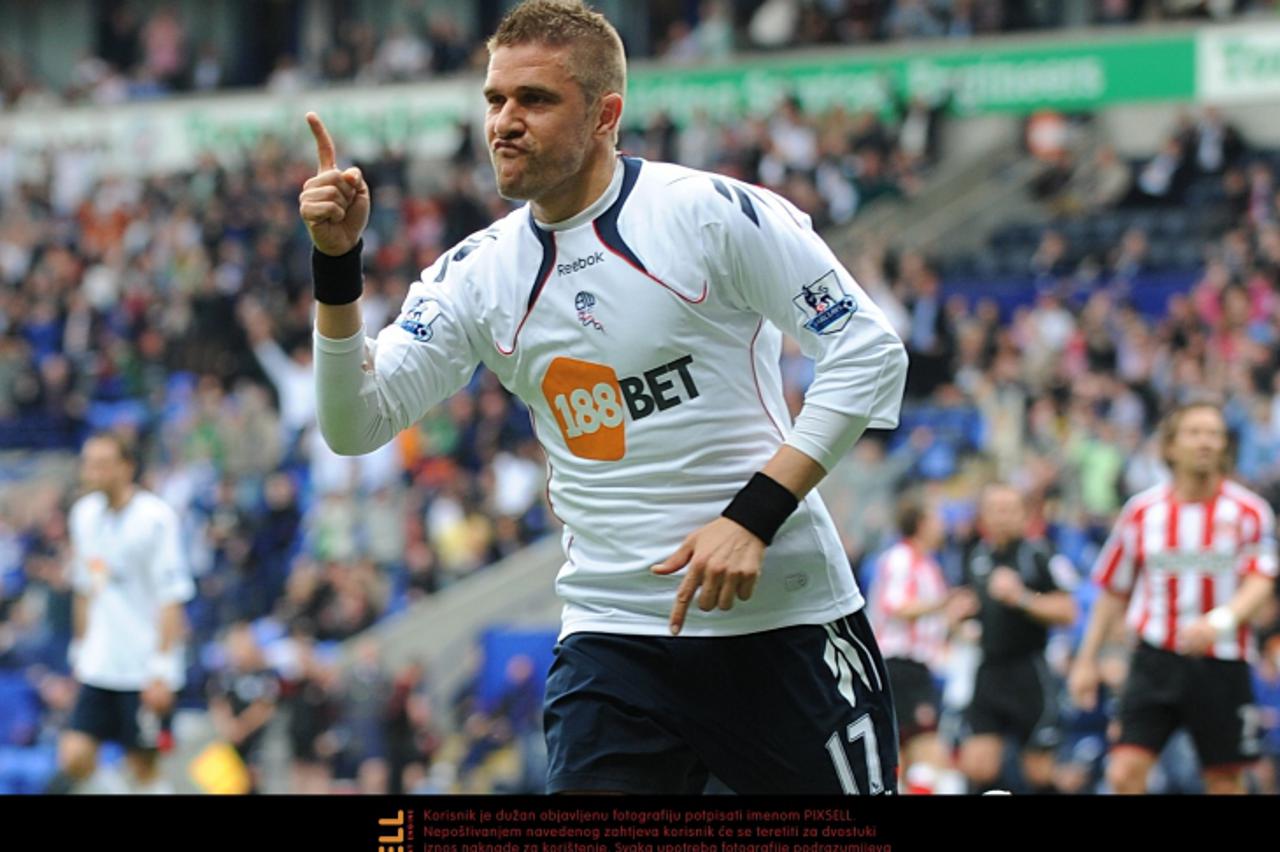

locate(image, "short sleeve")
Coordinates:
68 502 93 595
1242 498 1278 579
150 502 195 605
1093 501 1141 596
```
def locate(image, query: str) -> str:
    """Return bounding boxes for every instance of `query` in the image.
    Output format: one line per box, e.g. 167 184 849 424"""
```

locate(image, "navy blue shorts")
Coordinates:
69 683 172 752
544 609 898 794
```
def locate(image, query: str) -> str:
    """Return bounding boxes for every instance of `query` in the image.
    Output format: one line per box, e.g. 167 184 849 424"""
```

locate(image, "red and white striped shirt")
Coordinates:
870 541 950 670
1092 479 1278 660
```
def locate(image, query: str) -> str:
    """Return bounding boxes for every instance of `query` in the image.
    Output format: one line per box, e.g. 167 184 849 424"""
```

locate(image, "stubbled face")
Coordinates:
981 486 1025 542
1166 406 1227 478
81 438 132 495
484 44 594 205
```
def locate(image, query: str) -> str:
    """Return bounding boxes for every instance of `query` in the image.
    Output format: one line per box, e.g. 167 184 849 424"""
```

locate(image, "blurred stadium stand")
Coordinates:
3 3 1280 794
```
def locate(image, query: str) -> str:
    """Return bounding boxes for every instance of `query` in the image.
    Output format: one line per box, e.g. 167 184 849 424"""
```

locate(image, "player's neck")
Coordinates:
105 483 136 512
906 535 933 555
1172 473 1221 504
532 147 618 224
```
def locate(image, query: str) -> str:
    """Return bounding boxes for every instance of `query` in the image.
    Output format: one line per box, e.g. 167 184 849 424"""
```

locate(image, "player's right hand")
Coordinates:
1067 657 1100 711
299 112 370 257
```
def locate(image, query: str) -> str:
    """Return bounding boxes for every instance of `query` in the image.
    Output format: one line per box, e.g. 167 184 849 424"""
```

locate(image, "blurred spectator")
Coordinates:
1134 137 1191 205
192 42 224 92
385 658 441 795
886 0 947 39
141 5 188 90
282 638 340 794
748 0 802 48
335 638 391 792
375 25 432 82
266 55 308 96
1253 632 1280 794
207 623 280 792
902 257 956 398
890 82 952 169
1188 107 1245 175
1062 145 1132 213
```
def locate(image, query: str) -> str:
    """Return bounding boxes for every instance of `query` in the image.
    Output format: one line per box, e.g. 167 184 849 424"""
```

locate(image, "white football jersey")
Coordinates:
69 489 195 689
316 157 908 638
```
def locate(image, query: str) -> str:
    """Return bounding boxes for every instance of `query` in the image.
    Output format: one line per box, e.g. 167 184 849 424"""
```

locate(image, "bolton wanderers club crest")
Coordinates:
793 269 857 335
575 291 604 332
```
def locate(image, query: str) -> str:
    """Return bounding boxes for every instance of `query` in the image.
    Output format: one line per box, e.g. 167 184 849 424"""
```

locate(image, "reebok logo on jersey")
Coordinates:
793 269 857 335
558 252 605 277
541 354 700 461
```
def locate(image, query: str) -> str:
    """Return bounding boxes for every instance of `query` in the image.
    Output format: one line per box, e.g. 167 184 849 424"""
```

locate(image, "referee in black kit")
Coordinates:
955 483 1078 794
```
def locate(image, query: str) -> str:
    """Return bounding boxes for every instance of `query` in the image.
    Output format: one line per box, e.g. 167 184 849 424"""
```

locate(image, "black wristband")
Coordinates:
721 472 799 545
312 239 364 305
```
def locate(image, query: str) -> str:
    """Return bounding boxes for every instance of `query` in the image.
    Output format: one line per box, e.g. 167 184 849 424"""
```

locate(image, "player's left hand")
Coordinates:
987 566 1025 606
1177 618 1217 656
141 680 175 716
652 517 765 635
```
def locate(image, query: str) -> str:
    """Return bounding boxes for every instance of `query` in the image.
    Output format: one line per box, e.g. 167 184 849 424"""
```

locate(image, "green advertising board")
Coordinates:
628 33 1197 121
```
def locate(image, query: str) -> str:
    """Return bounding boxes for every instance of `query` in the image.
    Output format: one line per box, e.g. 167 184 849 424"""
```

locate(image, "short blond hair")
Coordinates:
488 0 627 106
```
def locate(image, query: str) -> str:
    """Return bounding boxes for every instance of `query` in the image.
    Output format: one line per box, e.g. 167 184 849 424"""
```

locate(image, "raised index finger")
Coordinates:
306 111 337 172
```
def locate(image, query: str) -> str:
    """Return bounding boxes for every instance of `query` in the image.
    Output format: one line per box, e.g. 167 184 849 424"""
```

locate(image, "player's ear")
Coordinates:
595 92 623 140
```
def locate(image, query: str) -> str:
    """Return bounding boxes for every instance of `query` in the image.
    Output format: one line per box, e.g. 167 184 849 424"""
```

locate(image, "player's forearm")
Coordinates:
1077 589 1128 662
1226 574 1276 625
241 701 276 735
887 598 946 621
760 444 828 500
1019 590 1077 626
157 602 185 652
209 700 236 740
316 301 363 340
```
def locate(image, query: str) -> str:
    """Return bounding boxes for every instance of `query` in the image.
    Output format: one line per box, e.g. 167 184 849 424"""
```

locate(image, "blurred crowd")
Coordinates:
3 0 1277 110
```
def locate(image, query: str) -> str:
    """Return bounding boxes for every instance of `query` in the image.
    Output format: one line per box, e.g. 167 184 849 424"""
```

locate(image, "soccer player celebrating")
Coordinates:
48 432 194 794
300 0 908 794
1070 401 1277 794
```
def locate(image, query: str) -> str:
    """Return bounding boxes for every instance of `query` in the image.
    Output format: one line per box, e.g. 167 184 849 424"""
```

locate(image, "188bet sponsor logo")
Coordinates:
540 354 700 461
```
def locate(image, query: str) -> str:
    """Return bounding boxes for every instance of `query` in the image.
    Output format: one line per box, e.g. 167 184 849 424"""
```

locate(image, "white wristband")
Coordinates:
147 649 185 689
1206 606 1238 638
68 639 82 669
